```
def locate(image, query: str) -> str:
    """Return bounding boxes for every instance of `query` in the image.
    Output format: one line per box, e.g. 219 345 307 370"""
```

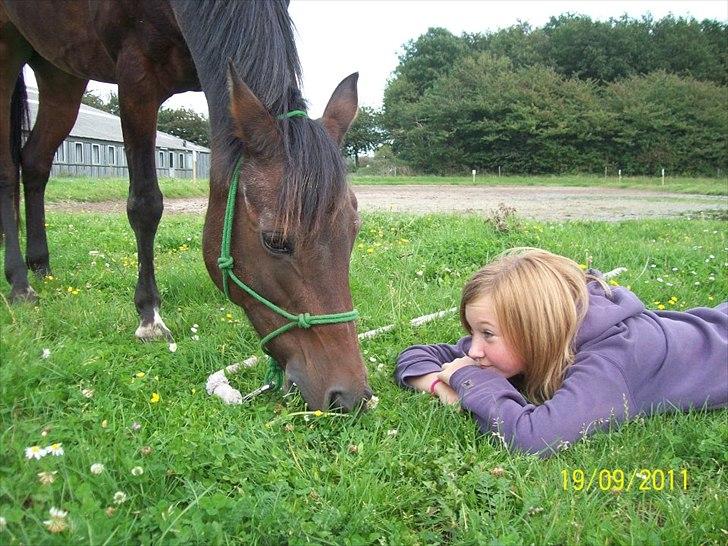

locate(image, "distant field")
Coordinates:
350 174 728 196
41 174 728 204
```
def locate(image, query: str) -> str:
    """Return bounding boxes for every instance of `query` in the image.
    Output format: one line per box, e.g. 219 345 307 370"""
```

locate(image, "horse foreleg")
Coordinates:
0 24 34 301
118 71 173 342
23 57 87 277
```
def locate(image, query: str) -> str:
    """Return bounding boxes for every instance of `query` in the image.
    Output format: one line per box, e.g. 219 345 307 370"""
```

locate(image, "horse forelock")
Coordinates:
274 116 350 245
176 0 349 244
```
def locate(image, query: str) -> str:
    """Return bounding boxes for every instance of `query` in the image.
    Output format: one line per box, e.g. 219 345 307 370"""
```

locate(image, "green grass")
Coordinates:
44 177 210 203
1 210 726 544
350 174 728 196
42 174 728 204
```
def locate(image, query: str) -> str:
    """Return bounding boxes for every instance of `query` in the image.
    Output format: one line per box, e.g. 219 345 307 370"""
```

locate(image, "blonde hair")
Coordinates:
460 247 609 404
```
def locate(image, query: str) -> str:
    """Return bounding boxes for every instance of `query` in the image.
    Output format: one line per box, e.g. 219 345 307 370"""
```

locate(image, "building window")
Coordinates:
92 144 100 165
75 142 83 163
179 153 185 169
108 146 116 165
55 142 66 163
169 152 174 168
158 151 164 167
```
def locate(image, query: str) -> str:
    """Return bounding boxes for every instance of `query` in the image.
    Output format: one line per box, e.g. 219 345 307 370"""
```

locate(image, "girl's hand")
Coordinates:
437 356 478 385
404 372 460 405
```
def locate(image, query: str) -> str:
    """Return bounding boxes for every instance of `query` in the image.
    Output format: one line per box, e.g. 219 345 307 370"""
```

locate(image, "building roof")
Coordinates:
26 88 210 153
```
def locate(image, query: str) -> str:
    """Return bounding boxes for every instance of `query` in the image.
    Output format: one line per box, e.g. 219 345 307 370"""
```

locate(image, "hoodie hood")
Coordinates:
574 282 645 350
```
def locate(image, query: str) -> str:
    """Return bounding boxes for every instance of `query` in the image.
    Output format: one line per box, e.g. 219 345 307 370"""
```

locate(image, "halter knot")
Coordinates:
217 256 234 270
296 313 312 329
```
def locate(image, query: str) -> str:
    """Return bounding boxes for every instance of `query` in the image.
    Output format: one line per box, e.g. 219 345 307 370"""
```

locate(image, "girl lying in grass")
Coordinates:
394 248 727 457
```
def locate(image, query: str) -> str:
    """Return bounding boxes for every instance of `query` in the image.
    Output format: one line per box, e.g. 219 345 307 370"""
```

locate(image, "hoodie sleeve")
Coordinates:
448 350 636 457
394 337 471 388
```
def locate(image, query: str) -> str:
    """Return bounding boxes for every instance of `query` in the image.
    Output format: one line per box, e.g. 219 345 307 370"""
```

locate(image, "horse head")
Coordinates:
203 66 371 411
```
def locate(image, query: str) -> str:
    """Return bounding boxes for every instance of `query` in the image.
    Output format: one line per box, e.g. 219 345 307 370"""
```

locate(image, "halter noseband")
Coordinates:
217 110 358 389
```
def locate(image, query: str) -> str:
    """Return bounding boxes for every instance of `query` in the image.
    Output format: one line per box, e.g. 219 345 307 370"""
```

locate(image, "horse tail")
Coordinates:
8 70 28 233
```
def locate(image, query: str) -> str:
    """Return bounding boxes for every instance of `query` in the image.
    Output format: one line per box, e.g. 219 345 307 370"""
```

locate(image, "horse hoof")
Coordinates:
135 310 175 343
9 286 38 304
30 264 52 280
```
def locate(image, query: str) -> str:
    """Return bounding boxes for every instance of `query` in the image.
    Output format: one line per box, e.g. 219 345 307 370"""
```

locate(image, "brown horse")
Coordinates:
0 0 372 411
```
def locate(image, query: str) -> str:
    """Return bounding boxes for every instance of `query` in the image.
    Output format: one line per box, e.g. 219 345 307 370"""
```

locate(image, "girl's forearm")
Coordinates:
406 372 440 393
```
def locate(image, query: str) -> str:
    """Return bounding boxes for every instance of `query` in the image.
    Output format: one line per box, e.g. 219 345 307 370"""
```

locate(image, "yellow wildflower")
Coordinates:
150 392 160 404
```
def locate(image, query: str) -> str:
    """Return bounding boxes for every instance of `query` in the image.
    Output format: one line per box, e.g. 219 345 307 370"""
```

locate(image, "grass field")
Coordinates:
1 204 726 543
41 174 728 204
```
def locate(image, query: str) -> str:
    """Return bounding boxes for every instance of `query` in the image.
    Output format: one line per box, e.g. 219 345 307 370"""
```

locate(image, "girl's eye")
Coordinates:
481 330 494 340
262 232 294 255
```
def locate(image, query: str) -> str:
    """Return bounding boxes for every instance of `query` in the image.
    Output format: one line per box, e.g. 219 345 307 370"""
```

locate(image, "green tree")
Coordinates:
81 91 119 115
157 107 210 147
402 53 611 174
651 16 727 85
605 71 728 175
343 107 387 169
383 27 470 154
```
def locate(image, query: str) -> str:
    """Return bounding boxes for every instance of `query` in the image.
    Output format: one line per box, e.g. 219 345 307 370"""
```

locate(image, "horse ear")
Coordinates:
321 72 359 145
227 60 280 157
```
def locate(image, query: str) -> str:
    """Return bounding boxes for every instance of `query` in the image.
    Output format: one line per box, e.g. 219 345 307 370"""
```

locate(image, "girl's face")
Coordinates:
465 294 525 378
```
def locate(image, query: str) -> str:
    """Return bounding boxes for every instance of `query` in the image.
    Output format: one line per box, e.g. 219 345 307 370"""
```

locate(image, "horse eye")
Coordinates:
261 232 294 255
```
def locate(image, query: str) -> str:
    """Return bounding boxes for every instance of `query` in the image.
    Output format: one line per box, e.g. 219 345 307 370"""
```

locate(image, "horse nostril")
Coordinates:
326 388 373 412
326 390 346 411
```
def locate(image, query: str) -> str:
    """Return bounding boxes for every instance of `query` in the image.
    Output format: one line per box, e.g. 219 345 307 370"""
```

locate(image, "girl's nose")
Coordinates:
468 338 485 359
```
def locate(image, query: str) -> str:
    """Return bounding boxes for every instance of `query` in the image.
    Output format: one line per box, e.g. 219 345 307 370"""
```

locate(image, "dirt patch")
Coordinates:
47 185 727 221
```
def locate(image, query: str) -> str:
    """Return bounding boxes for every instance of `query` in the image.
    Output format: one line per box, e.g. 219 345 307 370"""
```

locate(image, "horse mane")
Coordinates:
172 0 349 241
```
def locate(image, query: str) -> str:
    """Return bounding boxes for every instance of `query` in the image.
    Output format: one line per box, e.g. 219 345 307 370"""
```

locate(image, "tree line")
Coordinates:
379 14 727 176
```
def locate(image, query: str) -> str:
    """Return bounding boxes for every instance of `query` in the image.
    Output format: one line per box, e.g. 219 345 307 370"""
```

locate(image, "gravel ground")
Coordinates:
47 185 727 221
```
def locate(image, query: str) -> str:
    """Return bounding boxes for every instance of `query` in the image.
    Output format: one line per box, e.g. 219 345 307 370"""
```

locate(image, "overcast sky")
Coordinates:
24 0 728 118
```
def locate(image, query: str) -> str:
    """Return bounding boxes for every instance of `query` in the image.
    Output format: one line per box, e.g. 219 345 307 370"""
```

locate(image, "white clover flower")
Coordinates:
47 443 64 456
365 395 380 411
131 466 144 476
0 516 6 531
387 429 398 437
25 445 47 460
41 348 51 359
90 463 105 475
81 388 94 398
37 471 57 485
168 343 177 353
43 507 68 533
113 491 127 505
192 335 199 341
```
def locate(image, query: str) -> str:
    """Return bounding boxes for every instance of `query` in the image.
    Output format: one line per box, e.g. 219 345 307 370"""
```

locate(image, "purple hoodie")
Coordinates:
395 284 728 457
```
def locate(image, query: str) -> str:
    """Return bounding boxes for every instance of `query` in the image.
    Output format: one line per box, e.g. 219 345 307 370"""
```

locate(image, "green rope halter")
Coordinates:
217 110 358 390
